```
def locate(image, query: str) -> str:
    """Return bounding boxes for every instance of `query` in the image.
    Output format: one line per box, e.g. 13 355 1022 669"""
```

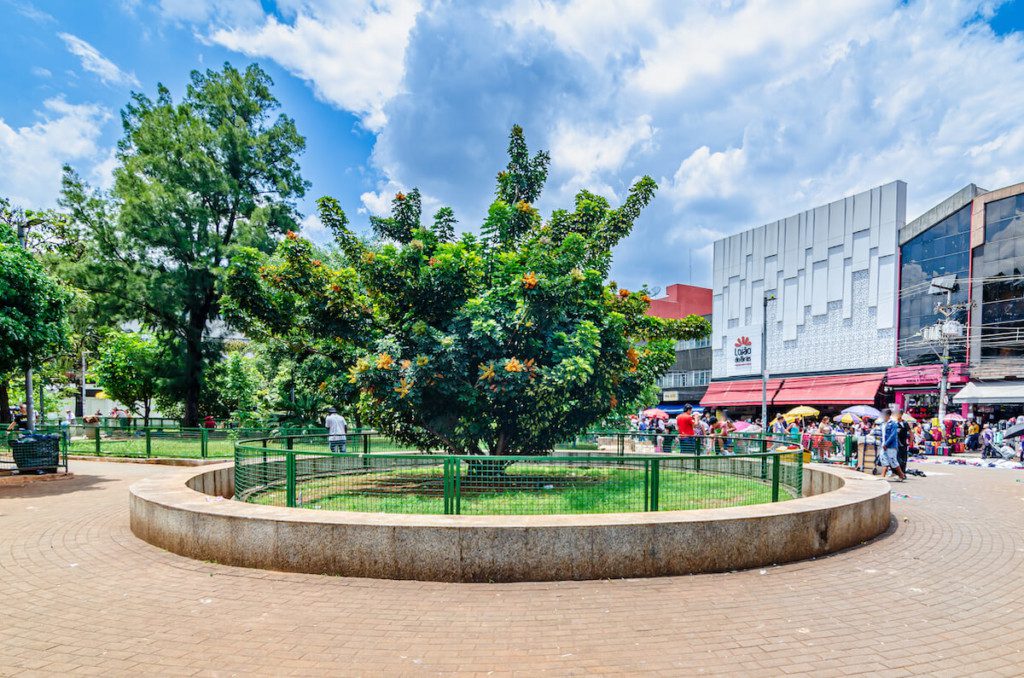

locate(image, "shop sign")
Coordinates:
724 325 761 377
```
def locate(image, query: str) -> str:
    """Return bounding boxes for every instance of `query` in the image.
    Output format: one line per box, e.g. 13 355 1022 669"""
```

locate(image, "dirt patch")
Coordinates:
0 472 75 486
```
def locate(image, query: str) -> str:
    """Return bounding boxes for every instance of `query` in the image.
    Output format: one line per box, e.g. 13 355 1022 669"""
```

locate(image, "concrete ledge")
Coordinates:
129 463 890 582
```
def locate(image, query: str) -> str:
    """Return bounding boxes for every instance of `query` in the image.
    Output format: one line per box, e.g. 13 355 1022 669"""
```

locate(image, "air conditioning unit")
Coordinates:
941 320 964 337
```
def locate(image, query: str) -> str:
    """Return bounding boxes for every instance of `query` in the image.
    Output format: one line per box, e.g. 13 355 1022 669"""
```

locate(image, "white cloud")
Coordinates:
667 145 747 205
550 115 655 196
58 33 140 87
359 189 394 217
31 66 52 78
205 0 423 130
0 98 111 209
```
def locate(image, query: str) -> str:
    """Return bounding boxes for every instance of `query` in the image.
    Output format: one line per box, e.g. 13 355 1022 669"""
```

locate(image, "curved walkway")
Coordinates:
1 460 1022 676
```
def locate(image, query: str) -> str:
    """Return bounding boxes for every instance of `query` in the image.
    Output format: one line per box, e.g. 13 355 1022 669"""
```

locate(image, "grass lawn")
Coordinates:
247 463 794 515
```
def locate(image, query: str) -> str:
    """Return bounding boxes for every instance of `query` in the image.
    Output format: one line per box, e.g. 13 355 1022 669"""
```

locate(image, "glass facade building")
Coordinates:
897 205 971 365
975 195 1024 359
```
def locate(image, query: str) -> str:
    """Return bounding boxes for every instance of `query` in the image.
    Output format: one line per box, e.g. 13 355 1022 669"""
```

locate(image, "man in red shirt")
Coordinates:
676 404 696 454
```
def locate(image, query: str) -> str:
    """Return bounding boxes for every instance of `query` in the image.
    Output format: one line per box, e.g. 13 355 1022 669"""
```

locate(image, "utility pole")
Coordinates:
761 293 776 430
924 276 970 424
79 350 88 419
16 219 35 432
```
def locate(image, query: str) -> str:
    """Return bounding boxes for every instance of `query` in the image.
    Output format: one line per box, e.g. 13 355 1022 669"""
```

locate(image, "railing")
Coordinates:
234 433 804 515
33 424 332 459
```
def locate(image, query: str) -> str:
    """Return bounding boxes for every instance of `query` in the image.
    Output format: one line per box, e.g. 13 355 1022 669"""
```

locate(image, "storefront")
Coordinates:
886 363 970 420
701 371 885 415
953 381 1024 423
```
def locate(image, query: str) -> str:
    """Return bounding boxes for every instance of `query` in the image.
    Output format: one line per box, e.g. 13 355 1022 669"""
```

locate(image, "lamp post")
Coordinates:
16 219 35 432
761 293 776 430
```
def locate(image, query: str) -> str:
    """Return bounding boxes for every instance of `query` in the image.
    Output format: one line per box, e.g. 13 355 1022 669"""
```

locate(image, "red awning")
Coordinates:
701 378 782 407
772 372 884 406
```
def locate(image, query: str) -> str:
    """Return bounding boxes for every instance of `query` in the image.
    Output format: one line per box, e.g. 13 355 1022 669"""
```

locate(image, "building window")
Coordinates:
657 370 710 389
976 195 1024 359
675 337 711 351
898 204 971 366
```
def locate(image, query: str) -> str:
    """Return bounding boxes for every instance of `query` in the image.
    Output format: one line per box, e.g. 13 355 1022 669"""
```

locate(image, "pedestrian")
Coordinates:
877 409 906 481
675 404 696 454
893 408 910 474
981 424 995 458
6 403 29 432
324 407 347 454
202 415 216 429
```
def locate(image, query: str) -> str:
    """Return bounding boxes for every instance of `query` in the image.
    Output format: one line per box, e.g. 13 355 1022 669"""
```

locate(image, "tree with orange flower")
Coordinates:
225 126 709 457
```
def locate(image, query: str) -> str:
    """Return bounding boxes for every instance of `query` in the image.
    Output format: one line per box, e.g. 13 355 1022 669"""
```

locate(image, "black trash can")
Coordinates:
9 434 61 473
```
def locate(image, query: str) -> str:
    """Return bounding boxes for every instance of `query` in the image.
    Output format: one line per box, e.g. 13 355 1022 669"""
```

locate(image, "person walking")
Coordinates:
324 407 348 454
893 408 911 474
877 409 906 481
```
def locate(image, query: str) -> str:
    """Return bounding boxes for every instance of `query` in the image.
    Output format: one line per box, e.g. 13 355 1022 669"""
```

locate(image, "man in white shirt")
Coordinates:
324 407 347 454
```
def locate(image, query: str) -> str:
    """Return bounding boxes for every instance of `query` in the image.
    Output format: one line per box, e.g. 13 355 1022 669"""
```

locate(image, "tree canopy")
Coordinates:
62 62 307 426
0 202 72 378
93 330 164 424
225 126 709 455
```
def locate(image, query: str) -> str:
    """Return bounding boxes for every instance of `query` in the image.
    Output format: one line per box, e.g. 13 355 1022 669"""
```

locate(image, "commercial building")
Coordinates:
703 181 907 413
646 284 712 411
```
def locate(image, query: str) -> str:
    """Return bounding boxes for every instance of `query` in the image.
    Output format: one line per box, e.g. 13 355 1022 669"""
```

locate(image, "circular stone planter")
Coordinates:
129 463 890 582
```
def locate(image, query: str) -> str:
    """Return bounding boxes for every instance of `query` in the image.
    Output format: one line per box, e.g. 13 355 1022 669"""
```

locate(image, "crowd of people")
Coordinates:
628 404 1024 464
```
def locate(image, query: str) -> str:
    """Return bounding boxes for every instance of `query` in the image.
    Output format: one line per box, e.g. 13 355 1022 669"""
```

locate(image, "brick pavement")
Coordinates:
1 460 1022 676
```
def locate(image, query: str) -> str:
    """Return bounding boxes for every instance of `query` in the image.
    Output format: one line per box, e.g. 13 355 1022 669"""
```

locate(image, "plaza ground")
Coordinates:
1 460 1022 676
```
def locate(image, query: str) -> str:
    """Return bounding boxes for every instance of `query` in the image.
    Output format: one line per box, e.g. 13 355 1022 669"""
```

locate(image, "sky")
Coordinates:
3 0 1024 293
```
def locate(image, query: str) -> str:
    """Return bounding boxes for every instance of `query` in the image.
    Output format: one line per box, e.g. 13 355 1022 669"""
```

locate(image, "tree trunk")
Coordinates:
144 399 151 427
0 379 9 424
183 320 205 428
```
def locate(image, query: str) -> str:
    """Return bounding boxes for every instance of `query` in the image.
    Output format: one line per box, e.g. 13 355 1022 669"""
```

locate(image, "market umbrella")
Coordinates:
783 405 819 421
1003 422 1024 439
842 405 881 419
837 413 862 425
901 413 917 423
943 413 965 422
642 408 669 420
732 421 756 431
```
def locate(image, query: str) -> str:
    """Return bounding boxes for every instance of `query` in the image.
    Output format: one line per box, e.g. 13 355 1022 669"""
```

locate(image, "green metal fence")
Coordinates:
234 434 804 515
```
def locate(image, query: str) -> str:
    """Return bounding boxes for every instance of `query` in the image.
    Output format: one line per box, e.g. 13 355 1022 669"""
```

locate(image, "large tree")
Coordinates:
0 205 73 421
225 126 709 457
67 63 307 426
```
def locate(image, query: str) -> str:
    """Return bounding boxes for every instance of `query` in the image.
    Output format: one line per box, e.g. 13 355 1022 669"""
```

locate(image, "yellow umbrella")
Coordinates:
94 391 109 399
783 405 819 421
838 413 861 425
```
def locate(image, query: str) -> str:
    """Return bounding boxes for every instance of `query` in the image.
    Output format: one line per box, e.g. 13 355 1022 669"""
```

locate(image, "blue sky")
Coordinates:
3 0 1024 292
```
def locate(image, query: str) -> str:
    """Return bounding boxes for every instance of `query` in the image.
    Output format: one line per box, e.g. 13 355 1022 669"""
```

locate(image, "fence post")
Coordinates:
771 453 781 502
643 459 650 511
145 427 152 457
285 450 296 508
363 432 370 455
454 458 462 515
443 457 454 515
94 426 101 455
650 458 660 511
844 435 853 466
201 428 209 458
285 430 294 451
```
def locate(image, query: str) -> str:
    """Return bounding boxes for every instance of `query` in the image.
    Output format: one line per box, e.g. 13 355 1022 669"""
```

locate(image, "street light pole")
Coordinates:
761 293 776 430
79 350 88 419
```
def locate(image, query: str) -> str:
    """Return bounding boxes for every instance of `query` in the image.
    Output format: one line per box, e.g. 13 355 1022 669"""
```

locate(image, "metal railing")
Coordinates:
234 433 804 515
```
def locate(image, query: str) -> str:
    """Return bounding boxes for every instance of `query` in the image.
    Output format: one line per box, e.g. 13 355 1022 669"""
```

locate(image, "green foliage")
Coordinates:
0 201 73 376
225 126 710 455
61 62 307 426
93 330 164 423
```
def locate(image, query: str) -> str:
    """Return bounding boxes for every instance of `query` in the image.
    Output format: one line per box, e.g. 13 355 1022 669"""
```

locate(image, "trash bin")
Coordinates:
9 434 61 473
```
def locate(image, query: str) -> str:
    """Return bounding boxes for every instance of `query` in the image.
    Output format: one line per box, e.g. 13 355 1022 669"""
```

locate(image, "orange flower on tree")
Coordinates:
515 200 532 213
504 357 525 373
286 230 298 240
619 288 630 298
376 353 394 370
395 192 406 201
428 257 438 266
400 359 412 370
610 395 618 408
522 272 538 289
394 378 412 399
415 355 429 367
479 362 496 381
626 348 639 372
361 251 376 264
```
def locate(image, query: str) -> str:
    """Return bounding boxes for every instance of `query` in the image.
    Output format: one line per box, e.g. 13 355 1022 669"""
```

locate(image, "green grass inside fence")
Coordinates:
247 463 793 515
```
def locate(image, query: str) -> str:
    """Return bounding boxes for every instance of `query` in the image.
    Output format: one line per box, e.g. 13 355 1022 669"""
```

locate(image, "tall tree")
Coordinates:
0 207 73 421
225 126 709 458
71 63 307 426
